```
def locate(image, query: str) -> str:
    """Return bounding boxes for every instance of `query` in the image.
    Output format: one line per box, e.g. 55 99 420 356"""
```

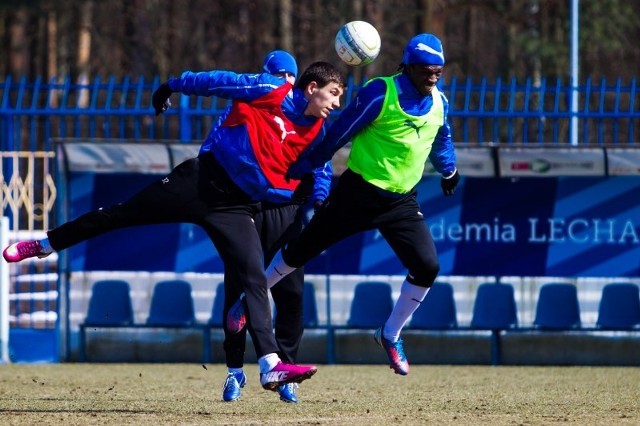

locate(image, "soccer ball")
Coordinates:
335 21 381 66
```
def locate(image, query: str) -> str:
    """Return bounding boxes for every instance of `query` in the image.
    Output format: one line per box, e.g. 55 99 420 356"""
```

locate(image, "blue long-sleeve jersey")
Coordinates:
167 70 331 204
289 72 456 179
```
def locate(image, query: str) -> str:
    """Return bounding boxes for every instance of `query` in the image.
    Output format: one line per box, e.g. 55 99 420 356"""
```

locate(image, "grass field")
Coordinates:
1 363 639 425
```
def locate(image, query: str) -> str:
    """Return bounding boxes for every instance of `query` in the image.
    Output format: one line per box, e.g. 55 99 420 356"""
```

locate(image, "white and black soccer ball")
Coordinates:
334 21 381 66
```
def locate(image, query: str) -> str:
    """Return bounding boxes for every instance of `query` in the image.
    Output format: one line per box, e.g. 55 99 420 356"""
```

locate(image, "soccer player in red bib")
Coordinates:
4 61 346 392
220 51 332 404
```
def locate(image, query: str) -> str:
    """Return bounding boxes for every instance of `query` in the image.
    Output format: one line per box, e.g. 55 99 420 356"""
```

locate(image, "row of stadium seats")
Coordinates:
78 279 319 362
78 279 640 363
80 279 640 332
345 281 640 331
362 280 640 366
80 279 319 329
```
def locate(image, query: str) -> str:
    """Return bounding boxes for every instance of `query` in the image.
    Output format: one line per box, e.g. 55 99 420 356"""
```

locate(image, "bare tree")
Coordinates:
279 0 293 52
421 0 446 35
47 7 57 81
77 0 92 107
8 7 29 77
0 0 639 83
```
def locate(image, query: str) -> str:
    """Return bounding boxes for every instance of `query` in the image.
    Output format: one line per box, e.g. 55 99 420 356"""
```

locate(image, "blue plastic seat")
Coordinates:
80 279 134 361
347 281 394 328
470 282 518 366
409 282 458 329
208 282 225 327
471 283 518 330
596 283 640 330
303 282 319 328
147 280 196 326
84 280 134 326
533 283 581 330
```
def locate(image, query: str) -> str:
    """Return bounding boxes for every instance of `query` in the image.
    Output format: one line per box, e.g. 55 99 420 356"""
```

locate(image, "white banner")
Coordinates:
425 147 495 177
169 144 200 168
607 148 640 176
63 143 171 174
499 148 606 177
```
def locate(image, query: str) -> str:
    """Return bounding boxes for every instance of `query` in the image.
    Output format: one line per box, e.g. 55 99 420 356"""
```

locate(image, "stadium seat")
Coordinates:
533 283 581 330
84 280 134 326
208 282 225 327
79 279 134 361
271 282 318 328
409 282 458 329
470 282 518 366
596 283 640 330
303 282 319 328
347 281 394 328
147 280 196 326
470 282 518 330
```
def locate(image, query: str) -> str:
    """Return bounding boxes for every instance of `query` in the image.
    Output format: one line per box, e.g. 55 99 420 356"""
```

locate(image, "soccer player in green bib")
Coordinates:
229 33 460 376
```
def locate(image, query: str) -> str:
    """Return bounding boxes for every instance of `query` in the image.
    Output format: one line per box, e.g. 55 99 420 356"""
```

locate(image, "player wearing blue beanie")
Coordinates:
401 33 445 66
252 33 459 377
263 50 298 79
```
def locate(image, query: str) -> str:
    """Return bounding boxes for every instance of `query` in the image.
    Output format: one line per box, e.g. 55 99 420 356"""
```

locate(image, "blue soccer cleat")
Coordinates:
374 327 410 375
277 382 299 403
222 371 247 402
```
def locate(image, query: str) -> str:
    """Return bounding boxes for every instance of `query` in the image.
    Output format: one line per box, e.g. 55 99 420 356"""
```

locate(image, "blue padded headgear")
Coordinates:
402 34 445 66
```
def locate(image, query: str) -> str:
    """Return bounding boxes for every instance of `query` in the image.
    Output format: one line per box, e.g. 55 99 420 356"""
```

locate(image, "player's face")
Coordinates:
274 72 296 85
406 64 443 96
304 82 344 119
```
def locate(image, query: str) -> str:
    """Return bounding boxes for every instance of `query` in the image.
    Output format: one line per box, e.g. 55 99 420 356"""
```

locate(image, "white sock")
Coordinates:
258 353 281 374
38 238 53 254
383 280 430 342
228 367 243 375
266 249 296 288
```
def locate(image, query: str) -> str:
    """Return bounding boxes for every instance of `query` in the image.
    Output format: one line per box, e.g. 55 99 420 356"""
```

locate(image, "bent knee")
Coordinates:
406 259 440 288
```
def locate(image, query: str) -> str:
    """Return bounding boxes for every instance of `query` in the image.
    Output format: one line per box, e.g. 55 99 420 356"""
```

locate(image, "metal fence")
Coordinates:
1 75 640 152
1 74 639 338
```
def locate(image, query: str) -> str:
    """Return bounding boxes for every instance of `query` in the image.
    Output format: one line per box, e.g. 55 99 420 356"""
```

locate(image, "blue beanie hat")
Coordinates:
402 33 445 66
263 50 298 78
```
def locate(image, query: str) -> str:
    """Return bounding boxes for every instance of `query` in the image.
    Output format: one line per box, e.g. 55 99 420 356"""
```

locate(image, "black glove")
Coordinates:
313 199 325 213
152 82 173 115
291 173 315 205
440 169 460 196
286 157 313 182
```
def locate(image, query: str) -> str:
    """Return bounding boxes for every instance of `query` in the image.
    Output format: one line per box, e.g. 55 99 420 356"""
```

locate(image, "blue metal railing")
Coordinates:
1 75 639 151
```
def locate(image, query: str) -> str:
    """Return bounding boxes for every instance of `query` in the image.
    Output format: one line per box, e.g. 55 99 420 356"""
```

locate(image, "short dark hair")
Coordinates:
295 61 346 91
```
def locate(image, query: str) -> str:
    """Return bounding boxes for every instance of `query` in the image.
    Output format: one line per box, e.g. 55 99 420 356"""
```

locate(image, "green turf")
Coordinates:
0 363 638 425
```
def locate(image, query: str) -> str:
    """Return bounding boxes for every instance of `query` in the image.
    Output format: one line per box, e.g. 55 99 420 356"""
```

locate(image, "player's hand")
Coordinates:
152 83 173 115
286 158 313 181
291 174 315 204
313 199 325 213
440 169 460 196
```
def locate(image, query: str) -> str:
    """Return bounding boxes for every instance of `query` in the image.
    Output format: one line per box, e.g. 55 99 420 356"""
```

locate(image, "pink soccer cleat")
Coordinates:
260 362 317 391
3 241 51 263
